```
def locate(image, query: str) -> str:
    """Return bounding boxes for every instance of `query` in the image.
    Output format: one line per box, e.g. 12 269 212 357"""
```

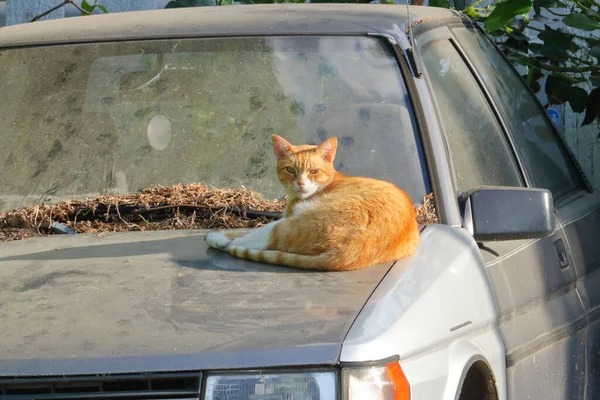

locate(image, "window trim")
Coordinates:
417 36 526 195
413 17 592 203
369 33 449 225
448 36 530 188
469 21 593 197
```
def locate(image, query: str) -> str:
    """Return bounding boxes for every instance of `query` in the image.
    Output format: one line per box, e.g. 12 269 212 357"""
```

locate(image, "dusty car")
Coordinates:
0 4 599 400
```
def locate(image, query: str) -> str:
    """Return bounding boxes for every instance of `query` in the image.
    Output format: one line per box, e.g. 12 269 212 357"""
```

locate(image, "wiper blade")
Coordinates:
69 203 282 222
240 209 282 219
131 204 281 219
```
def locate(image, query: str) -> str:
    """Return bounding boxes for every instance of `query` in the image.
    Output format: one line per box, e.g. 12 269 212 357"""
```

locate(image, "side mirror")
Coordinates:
462 186 555 241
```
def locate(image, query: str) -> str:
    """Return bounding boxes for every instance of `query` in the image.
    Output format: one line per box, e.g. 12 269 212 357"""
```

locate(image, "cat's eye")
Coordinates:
309 168 320 174
285 167 296 175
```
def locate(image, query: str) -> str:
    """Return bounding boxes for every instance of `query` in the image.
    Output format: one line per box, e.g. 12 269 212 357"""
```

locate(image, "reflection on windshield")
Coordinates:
0 36 429 213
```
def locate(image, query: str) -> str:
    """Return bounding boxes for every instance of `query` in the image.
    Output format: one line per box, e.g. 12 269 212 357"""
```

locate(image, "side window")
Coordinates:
451 26 585 200
418 39 523 193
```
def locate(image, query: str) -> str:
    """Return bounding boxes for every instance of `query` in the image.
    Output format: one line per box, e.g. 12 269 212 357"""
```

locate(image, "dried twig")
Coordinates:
0 183 437 242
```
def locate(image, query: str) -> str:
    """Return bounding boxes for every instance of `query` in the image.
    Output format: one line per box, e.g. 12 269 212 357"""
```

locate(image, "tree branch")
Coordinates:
575 0 600 18
534 62 596 72
524 24 600 42
30 0 91 23
505 47 598 72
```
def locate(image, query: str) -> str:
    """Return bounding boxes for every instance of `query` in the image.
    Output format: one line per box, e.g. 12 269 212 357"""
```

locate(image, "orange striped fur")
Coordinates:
205 135 420 271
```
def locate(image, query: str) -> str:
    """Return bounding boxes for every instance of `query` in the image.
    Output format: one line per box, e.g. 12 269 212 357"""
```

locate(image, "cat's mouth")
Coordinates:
296 189 314 199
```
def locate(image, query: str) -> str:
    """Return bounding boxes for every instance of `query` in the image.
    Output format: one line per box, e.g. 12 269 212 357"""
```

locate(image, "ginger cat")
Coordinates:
205 135 420 271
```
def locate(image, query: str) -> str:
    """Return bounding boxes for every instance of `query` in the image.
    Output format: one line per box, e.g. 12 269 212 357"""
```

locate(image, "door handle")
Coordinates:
553 239 570 269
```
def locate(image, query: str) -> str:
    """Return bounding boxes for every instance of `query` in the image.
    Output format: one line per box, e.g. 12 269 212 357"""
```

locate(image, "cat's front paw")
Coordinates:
205 231 232 250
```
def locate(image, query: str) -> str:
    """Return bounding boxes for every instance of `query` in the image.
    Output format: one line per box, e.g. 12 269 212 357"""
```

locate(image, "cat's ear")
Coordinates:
272 135 293 160
318 137 337 163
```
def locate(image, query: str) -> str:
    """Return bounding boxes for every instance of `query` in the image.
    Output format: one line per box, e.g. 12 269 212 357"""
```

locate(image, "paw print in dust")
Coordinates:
338 136 354 148
336 161 350 173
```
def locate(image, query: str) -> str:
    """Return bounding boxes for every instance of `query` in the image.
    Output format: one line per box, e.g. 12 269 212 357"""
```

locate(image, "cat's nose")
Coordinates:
297 181 305 188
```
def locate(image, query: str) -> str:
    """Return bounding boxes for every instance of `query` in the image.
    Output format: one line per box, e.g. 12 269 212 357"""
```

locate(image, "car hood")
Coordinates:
0 229 393 376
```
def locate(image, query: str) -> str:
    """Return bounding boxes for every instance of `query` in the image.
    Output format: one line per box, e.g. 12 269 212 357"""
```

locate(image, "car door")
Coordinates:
447 23 600 400
556 169 600 400
414 21 587 399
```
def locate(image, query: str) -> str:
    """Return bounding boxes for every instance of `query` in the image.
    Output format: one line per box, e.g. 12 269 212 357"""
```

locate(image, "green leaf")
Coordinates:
592 72 600 87
165 0 215 7
310 0 362 3
97 4 108 13
531 81 542 93
568 86 588 113
563 13 600 31
545 75 572 103
537 26 574 50
528 67 543 83
590 45 600 60
530 42 569 62
582 87 600 126
80 0 94 13
505 36 529 52
463 6 482 18
430 0 450 7
515 56 535 66
484 0 532 32
535 0 557 6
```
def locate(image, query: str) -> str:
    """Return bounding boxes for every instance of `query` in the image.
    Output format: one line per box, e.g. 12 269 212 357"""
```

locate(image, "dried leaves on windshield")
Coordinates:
0 184 437 242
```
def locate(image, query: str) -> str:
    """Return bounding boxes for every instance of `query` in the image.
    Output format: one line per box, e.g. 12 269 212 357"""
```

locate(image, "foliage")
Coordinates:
80 0 108 15
165 0 216 7
464 0 600 130
29 0 107 22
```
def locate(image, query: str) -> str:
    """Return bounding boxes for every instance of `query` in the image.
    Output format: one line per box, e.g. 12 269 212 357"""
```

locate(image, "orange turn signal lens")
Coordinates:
343 361 410 400
386 361 410 400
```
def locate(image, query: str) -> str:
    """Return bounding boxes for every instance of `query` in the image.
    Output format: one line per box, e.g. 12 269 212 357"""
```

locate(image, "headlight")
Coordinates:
204 370 336 400
342 361 410 400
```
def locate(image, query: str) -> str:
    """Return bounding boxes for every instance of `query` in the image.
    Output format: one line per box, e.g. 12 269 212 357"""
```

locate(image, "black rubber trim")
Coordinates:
339 354 400 369
0 31 371 51
456 356 499 400
448 37 531 188
388 42 448 224
470 21 593 195
405 48 423 78
505 315 586 368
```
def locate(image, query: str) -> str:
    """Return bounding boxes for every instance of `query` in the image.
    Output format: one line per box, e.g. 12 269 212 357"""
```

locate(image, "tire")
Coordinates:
458 361 498 400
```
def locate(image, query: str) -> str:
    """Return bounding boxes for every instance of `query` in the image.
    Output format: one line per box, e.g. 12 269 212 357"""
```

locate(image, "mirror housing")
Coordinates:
463 186 555 241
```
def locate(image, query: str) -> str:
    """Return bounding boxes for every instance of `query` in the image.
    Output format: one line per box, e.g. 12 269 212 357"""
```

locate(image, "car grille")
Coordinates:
0 372 201 400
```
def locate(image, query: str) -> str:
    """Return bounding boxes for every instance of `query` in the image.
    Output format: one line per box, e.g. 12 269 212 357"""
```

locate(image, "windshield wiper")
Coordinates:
129 204 281 219
68 203 282 222
239 209 282 219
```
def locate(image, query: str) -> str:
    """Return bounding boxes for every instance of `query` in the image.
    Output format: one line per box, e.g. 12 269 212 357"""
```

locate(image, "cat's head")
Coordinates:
271 134 338 199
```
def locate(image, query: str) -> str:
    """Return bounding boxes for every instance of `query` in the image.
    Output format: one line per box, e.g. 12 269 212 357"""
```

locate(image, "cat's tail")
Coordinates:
227 246 344 271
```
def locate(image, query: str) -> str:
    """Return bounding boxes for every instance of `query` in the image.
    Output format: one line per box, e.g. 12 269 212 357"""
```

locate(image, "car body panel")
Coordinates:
555 190 600 398
413 18 597 400
0 4 456 48
341 224 507 400
0 229 392 376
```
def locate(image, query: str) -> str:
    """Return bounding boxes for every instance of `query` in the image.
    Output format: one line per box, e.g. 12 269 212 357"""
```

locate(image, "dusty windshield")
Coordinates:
0 36 429 215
